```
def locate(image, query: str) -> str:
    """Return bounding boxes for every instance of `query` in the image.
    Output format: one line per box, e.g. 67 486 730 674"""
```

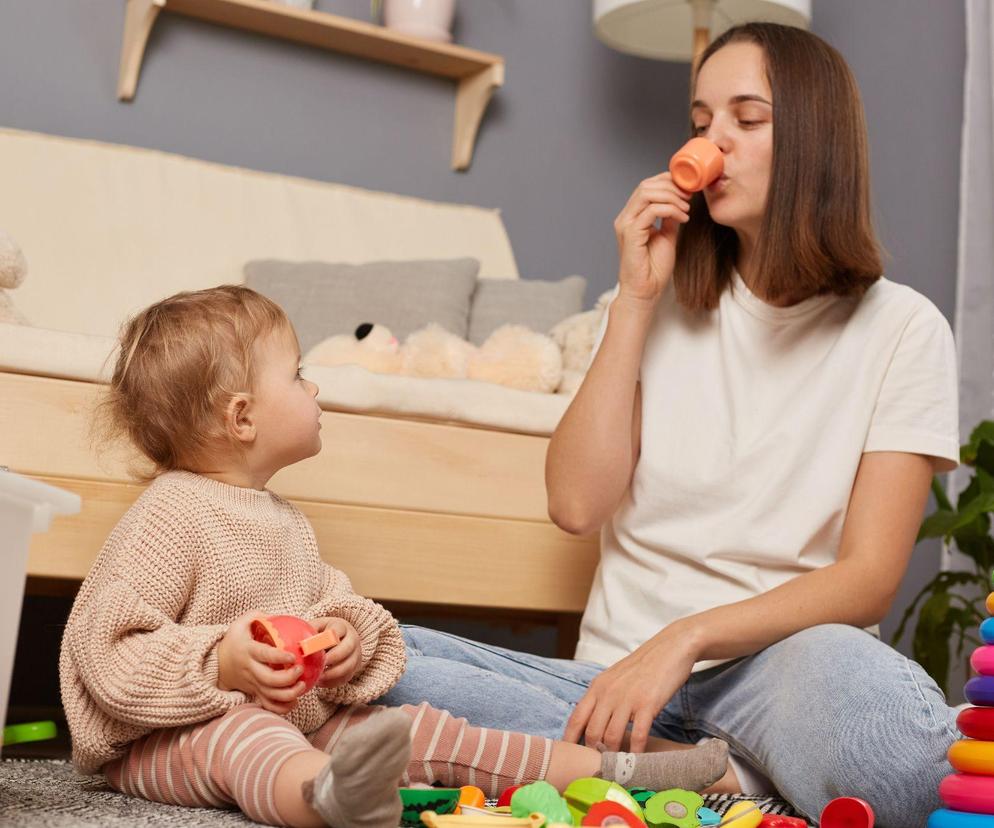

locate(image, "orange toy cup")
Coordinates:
250 615 339 692
669 137 724 192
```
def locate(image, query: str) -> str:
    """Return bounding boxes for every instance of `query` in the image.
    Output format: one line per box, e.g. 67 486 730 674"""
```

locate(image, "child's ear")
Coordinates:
225 394 256 444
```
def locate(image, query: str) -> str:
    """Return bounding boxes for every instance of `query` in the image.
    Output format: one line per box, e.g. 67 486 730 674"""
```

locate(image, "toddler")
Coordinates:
59 285 727 828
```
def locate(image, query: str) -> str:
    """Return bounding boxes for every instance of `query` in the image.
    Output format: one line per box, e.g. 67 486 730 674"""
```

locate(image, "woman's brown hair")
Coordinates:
673 22 883 311
95 285 293 479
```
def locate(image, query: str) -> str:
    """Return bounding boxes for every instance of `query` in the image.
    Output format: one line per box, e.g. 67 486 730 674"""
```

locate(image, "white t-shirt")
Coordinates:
574 271 960 671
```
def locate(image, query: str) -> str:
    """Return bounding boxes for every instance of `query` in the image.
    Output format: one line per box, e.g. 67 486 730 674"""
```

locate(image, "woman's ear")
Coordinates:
225 394 256 445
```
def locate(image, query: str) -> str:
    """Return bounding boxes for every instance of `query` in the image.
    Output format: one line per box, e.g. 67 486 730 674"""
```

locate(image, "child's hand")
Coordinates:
312 617 363 689
217 611 307 715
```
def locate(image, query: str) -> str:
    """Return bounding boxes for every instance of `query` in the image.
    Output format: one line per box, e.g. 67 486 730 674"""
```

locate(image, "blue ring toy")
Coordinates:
929 810 994 827
966 676 994 706
982 618 994 645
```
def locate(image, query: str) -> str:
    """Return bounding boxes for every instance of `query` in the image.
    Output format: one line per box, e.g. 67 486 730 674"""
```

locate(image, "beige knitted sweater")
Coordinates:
59 471 407 774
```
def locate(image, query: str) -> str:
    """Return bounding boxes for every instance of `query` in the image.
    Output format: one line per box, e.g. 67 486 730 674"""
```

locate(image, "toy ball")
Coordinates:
249 615 338 693
583 800 645 826
819 796 874 828
498 784 525 808
642 789 703 828
564 778 645 824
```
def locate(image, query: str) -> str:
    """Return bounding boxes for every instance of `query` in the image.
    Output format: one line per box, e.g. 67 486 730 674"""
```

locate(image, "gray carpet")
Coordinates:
0 759 804 826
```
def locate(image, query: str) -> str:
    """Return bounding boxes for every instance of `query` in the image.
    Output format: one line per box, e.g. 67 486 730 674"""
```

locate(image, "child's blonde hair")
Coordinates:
98 285 294 478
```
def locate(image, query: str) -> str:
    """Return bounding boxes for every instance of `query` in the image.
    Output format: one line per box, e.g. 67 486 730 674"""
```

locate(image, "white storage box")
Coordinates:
0 471 80 754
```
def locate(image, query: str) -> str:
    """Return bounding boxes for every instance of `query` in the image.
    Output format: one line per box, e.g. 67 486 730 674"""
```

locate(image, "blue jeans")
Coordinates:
378 623 957 827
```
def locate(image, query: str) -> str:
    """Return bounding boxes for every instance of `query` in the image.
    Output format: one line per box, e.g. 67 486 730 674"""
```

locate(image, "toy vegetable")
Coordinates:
249 614 339 692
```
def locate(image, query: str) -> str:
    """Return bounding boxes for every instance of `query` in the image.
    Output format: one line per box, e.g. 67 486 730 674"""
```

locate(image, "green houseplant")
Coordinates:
892 420 994 696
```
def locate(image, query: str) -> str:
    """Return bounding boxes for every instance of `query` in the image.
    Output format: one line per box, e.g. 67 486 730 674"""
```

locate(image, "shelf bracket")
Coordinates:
118 0 165 101
451 62 504 172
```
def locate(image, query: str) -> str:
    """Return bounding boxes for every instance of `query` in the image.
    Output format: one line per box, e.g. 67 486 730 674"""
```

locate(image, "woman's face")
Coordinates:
691 41 774 241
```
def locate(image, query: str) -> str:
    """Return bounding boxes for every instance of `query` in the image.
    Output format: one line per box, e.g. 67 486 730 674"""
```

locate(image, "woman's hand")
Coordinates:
614 172 692 305
563 623 699 753
217 611 307 715
312 617 363 689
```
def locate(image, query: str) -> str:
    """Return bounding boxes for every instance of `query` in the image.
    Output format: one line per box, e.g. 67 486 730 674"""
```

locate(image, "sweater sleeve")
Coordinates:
61 518 247 730
308 564 406 705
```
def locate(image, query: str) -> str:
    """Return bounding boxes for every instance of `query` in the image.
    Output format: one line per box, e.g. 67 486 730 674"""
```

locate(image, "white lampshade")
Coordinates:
593 0 812 62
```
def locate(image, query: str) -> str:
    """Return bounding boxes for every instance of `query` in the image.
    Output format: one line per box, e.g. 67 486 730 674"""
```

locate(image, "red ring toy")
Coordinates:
820 796 874 828
958 707 994 741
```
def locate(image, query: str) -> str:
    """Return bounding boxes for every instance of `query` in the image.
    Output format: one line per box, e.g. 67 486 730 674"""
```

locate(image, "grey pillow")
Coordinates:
244 258 480 353
468 275 587 345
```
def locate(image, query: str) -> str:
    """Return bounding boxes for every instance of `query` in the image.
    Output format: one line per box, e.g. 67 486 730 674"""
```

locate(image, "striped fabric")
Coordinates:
104 702 553 825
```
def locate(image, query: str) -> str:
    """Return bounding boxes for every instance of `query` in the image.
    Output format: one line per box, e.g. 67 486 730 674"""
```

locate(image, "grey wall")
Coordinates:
0 1 965 663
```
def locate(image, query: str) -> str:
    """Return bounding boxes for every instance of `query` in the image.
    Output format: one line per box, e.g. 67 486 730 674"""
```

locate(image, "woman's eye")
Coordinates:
693 124 709 135
739 119 761 127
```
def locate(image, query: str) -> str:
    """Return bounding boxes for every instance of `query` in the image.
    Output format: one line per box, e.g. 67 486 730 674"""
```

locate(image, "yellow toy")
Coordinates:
720 800 762 827
420 812 546 827
948 738 994 774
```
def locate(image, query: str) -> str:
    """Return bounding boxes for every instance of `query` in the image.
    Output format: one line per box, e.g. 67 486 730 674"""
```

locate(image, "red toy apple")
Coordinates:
250 615 339 692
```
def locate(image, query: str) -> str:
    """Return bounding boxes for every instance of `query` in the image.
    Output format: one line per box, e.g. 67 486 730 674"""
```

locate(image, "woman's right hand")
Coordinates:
217 611 307 715
614 172 692 305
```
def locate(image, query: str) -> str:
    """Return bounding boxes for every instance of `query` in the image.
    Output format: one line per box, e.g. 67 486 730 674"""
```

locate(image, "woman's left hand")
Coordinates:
312 617 363 689
563 624 699 753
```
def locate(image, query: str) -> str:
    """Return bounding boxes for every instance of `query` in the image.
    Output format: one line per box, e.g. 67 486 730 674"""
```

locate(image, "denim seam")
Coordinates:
900 653 959 743
680 715 766 773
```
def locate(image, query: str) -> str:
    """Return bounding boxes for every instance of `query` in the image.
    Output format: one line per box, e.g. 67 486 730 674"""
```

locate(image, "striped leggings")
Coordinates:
103 702 553 825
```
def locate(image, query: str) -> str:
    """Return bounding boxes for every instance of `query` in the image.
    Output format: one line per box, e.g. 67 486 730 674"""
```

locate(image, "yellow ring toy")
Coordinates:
949 739 994 774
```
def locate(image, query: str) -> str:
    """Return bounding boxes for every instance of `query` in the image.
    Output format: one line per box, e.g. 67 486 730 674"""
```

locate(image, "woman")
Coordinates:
380 22 959 824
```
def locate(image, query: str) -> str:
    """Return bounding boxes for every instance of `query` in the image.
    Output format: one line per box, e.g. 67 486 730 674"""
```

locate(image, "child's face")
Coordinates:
249 325 322 471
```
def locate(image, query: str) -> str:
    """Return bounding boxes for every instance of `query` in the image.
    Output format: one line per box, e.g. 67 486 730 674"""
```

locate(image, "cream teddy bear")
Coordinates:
549 289 613 395
0 229 29 325
305 322 563 394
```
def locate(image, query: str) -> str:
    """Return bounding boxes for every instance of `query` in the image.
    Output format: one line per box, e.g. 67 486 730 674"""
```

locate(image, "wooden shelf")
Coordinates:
117 0 505 170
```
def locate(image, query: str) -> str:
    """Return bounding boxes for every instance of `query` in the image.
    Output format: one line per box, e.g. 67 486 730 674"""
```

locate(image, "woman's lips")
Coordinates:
707 175 730 193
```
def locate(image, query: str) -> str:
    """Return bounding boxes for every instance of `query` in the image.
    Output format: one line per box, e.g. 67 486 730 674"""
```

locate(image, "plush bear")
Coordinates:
549 289 613 395
304 322 402 374
304 321 563 394
0 229 29 325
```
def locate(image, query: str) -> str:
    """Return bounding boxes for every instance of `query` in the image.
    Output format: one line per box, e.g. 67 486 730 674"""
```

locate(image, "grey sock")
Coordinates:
598 737 728 792
305 708 412 828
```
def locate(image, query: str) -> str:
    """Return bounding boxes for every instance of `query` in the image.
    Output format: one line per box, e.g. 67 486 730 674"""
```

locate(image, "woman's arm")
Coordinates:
683 450 934 661
565 449 936 751
546 296 649 535
547 172 692 535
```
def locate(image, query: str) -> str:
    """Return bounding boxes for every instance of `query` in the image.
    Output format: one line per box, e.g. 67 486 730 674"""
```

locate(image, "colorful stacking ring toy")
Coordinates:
950 739 994 775
928 810 994 827
958 707 994 741
966 677 994 708
986 591 994 616
941 773 994 814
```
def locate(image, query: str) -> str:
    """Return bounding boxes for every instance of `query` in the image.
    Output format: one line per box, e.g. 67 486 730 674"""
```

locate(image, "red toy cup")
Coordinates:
669 137 724 192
